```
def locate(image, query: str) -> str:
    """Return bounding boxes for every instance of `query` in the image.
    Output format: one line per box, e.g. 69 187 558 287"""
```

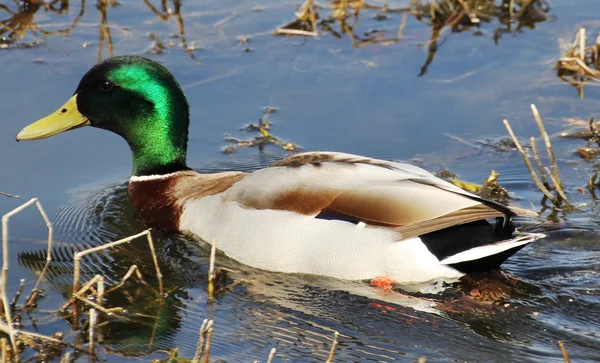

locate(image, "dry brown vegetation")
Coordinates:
223 107 300 154
557 28 600 98
276 0 550 75
0 198 342 362
1 0 551 74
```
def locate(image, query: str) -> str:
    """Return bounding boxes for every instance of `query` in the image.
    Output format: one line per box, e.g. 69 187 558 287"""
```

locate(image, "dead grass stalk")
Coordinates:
503 104 570 208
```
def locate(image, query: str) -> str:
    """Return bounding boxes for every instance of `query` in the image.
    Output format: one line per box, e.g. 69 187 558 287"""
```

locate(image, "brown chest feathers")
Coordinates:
128 171 246 232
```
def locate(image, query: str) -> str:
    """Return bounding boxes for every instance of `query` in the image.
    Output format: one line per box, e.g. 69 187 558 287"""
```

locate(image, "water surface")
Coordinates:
1 0 600 361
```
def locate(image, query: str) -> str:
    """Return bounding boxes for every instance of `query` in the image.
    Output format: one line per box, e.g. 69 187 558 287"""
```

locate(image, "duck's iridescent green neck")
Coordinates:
99 61 190 176
129 120 188 177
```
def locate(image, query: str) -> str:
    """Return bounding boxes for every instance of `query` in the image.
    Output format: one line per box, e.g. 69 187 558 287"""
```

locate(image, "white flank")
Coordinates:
179 197 464 284
439 232 546 265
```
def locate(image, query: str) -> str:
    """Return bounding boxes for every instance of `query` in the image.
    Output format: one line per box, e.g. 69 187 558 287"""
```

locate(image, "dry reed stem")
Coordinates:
267 347 277 363
191 318 209 363
76 296 125 318
531 104 565 196
530 137 549 187
1 197 53 354
60 274 103 311
275 28 318 36
1 338 6 363
325 331 340 363
544 167 569 202
97 276 104 307
208 240 217 303
96 276 104 343
0 192 20 199
588 117 600 148
0 321 70 347
89 308 97 354
59 352 70 363
558 340 571 363
557 27 600 98
560 57 600 77
203 323 214 363
306 0 317 35
61 274 125 318
215 278 253 295
502 120 557 202
9 279 24 311
578 28 586 61
397 10 409 39
28 199 53 296
73 229 163 297
104 265 149 294
145 232 164 296
276 0 318 37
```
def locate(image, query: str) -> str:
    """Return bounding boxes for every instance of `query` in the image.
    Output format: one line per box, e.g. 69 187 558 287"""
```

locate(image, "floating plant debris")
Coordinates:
556 28 600 98
436 169 509 202
223 109 300 154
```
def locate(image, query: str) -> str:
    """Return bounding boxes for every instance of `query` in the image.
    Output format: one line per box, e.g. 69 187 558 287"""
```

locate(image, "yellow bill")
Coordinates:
16 95 90 141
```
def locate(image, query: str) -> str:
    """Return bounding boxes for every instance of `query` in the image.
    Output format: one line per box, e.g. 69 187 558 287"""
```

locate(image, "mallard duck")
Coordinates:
16 56 544 285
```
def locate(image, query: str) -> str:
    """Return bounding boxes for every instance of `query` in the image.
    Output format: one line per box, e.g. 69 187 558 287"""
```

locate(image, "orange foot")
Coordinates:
370 275 395 290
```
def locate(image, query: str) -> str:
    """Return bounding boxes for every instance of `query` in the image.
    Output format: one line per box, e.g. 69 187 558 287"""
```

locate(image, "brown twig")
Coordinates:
589 169 599 199
0 192 20 199
60 274 103 311
544 167 569 202
145 232 164 296
76 296 125 318
104 265 149 294
9 279 24 312
88 308 97 354
73 229 162 296
558 340 571 363
1 198 50 354
59 352 70 363
325 331 340 363
192 318 209 363
531 104 565 193
203 321 214 363
397 10 409 39
530 137 550 188
1 337 7 363
588 117 600 148
0 321 72 347
207 240 217 303
502 120 556 202
267 347 277 363
578 28 585 61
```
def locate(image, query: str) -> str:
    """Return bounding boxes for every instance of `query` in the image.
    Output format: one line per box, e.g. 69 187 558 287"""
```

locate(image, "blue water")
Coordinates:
1 0 600 361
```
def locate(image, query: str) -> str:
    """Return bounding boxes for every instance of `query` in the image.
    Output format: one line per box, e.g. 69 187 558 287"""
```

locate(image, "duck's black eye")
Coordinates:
99 80 114 92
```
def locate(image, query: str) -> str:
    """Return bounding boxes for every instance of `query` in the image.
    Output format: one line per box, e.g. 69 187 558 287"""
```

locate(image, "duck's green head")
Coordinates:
16 55 191 176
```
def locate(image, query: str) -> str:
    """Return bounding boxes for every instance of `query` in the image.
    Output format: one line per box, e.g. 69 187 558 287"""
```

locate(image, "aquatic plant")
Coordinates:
503 105 570 209
276 0 551 75
556 27 600 98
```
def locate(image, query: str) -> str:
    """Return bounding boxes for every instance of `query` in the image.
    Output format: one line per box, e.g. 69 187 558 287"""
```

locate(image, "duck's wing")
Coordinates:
218 152 536 240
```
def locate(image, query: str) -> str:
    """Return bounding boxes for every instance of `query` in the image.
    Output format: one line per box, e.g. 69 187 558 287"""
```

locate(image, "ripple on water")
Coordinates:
6 159 599 362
